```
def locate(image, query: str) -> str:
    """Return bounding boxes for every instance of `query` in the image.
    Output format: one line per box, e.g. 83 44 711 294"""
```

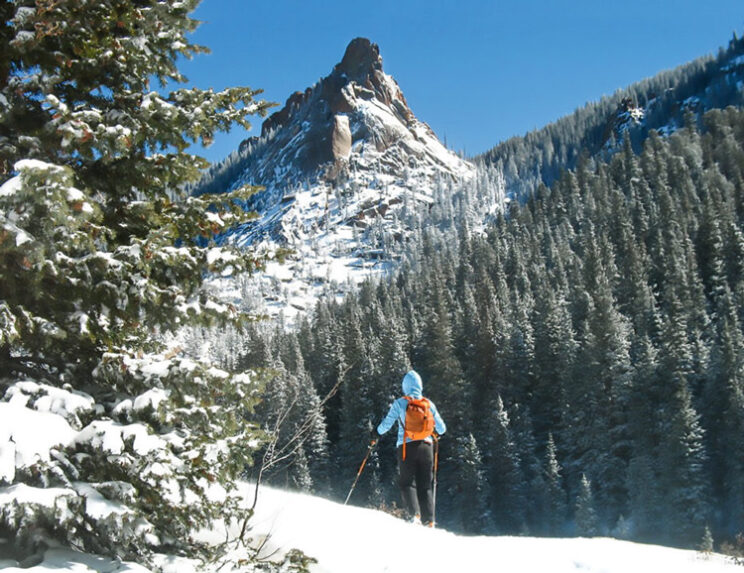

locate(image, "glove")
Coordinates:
370 429 380 444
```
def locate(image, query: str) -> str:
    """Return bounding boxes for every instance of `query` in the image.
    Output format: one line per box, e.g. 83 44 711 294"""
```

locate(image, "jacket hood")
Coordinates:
402 370 423 398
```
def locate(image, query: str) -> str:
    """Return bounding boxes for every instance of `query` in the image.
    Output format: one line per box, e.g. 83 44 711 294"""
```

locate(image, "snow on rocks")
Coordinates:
197 38 488 327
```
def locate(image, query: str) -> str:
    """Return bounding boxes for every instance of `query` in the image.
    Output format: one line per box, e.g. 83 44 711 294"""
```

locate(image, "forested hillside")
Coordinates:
481 33 744 202
225 105 744 550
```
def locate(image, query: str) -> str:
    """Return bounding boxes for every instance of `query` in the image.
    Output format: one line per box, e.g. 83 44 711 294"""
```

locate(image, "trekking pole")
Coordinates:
344 439 377 505
432 433 440 525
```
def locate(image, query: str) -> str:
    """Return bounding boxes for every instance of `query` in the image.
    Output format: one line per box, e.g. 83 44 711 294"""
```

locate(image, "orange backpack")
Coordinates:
402 396 435 460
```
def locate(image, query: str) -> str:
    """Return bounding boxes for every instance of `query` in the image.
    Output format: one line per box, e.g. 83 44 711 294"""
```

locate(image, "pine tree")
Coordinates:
504 404 542 535
415 267 468 428
334 302 376 500
700 526 715 554
483 396 526 533
705 286 744 535
575 474 599 537
1 0 275 564
531 284 575 439
279 332 330 490
449 434 490 533
626 336 664 542
657 313 711 547
504 292 536 421
250 330 329 495
544 433 568 535
563 223 632 524
293 103 744 549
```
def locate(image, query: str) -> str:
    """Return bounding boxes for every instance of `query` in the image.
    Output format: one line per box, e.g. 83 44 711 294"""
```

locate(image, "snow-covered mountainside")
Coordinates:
595 61 744 155
7 482 741 572
480 34 744 200
234 37 469 213
198 38 481 323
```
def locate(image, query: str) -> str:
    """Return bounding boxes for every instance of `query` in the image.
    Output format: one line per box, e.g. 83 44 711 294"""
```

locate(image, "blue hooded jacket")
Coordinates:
376 370 446 447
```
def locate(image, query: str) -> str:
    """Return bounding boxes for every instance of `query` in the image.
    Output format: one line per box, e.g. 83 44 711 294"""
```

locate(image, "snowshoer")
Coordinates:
373 370 446 527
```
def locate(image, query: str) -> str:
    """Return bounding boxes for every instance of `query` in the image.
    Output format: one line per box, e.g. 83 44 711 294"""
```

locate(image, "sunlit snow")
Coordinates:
4 482 740 572
0 392 738 572
211 484 739 573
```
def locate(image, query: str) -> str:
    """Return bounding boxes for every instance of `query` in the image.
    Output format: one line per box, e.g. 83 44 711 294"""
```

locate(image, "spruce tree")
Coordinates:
415 267 468 428
278 332 330 490
450 434 490 533
575 474 599 537
483 396 526 533
510 404 544 534
699 526 715 554
335 302 376 500
706 286 744 535
626 337 664 542
544 433 568 535
1 0 275 565
657 312 711 547
293 102 744 550
531 284 575 439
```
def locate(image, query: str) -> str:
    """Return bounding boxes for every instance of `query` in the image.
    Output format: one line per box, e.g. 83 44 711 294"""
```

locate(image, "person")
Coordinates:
373 370 446 527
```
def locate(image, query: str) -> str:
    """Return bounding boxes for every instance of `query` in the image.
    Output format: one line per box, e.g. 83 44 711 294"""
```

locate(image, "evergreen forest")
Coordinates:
481 33 744 202
225 106 744 550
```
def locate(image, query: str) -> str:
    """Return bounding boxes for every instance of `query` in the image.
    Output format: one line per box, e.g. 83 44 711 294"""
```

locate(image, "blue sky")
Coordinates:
181 1 744 164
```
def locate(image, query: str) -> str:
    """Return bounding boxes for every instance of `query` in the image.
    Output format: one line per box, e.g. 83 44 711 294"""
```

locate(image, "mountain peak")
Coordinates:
201 40 479 325
243 38 467 199
335 37 382 79
260 37 398 138
217 37 473 256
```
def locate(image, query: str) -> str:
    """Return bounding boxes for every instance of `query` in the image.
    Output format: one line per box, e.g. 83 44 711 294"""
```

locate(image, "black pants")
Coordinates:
397 440 434 524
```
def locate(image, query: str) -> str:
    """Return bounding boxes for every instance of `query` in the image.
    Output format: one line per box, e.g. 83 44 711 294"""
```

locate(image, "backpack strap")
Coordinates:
402 396 412 461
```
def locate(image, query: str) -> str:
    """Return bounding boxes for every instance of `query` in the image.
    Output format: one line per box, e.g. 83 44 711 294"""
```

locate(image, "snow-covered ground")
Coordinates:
5 481 740 572
221 484 741 573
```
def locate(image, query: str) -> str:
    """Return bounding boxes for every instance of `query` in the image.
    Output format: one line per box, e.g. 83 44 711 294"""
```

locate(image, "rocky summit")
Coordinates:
204 38 475 323
219 37 472 243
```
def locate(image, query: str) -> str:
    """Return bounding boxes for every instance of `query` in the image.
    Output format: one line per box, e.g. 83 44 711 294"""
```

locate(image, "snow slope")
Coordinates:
3 481 740 572
227 484 739 573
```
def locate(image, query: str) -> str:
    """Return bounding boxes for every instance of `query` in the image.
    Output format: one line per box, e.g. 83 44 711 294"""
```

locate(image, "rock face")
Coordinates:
337 37 381 77
205 38 476 326
602 96 646 147
224 37 471 222
331 114 352 161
